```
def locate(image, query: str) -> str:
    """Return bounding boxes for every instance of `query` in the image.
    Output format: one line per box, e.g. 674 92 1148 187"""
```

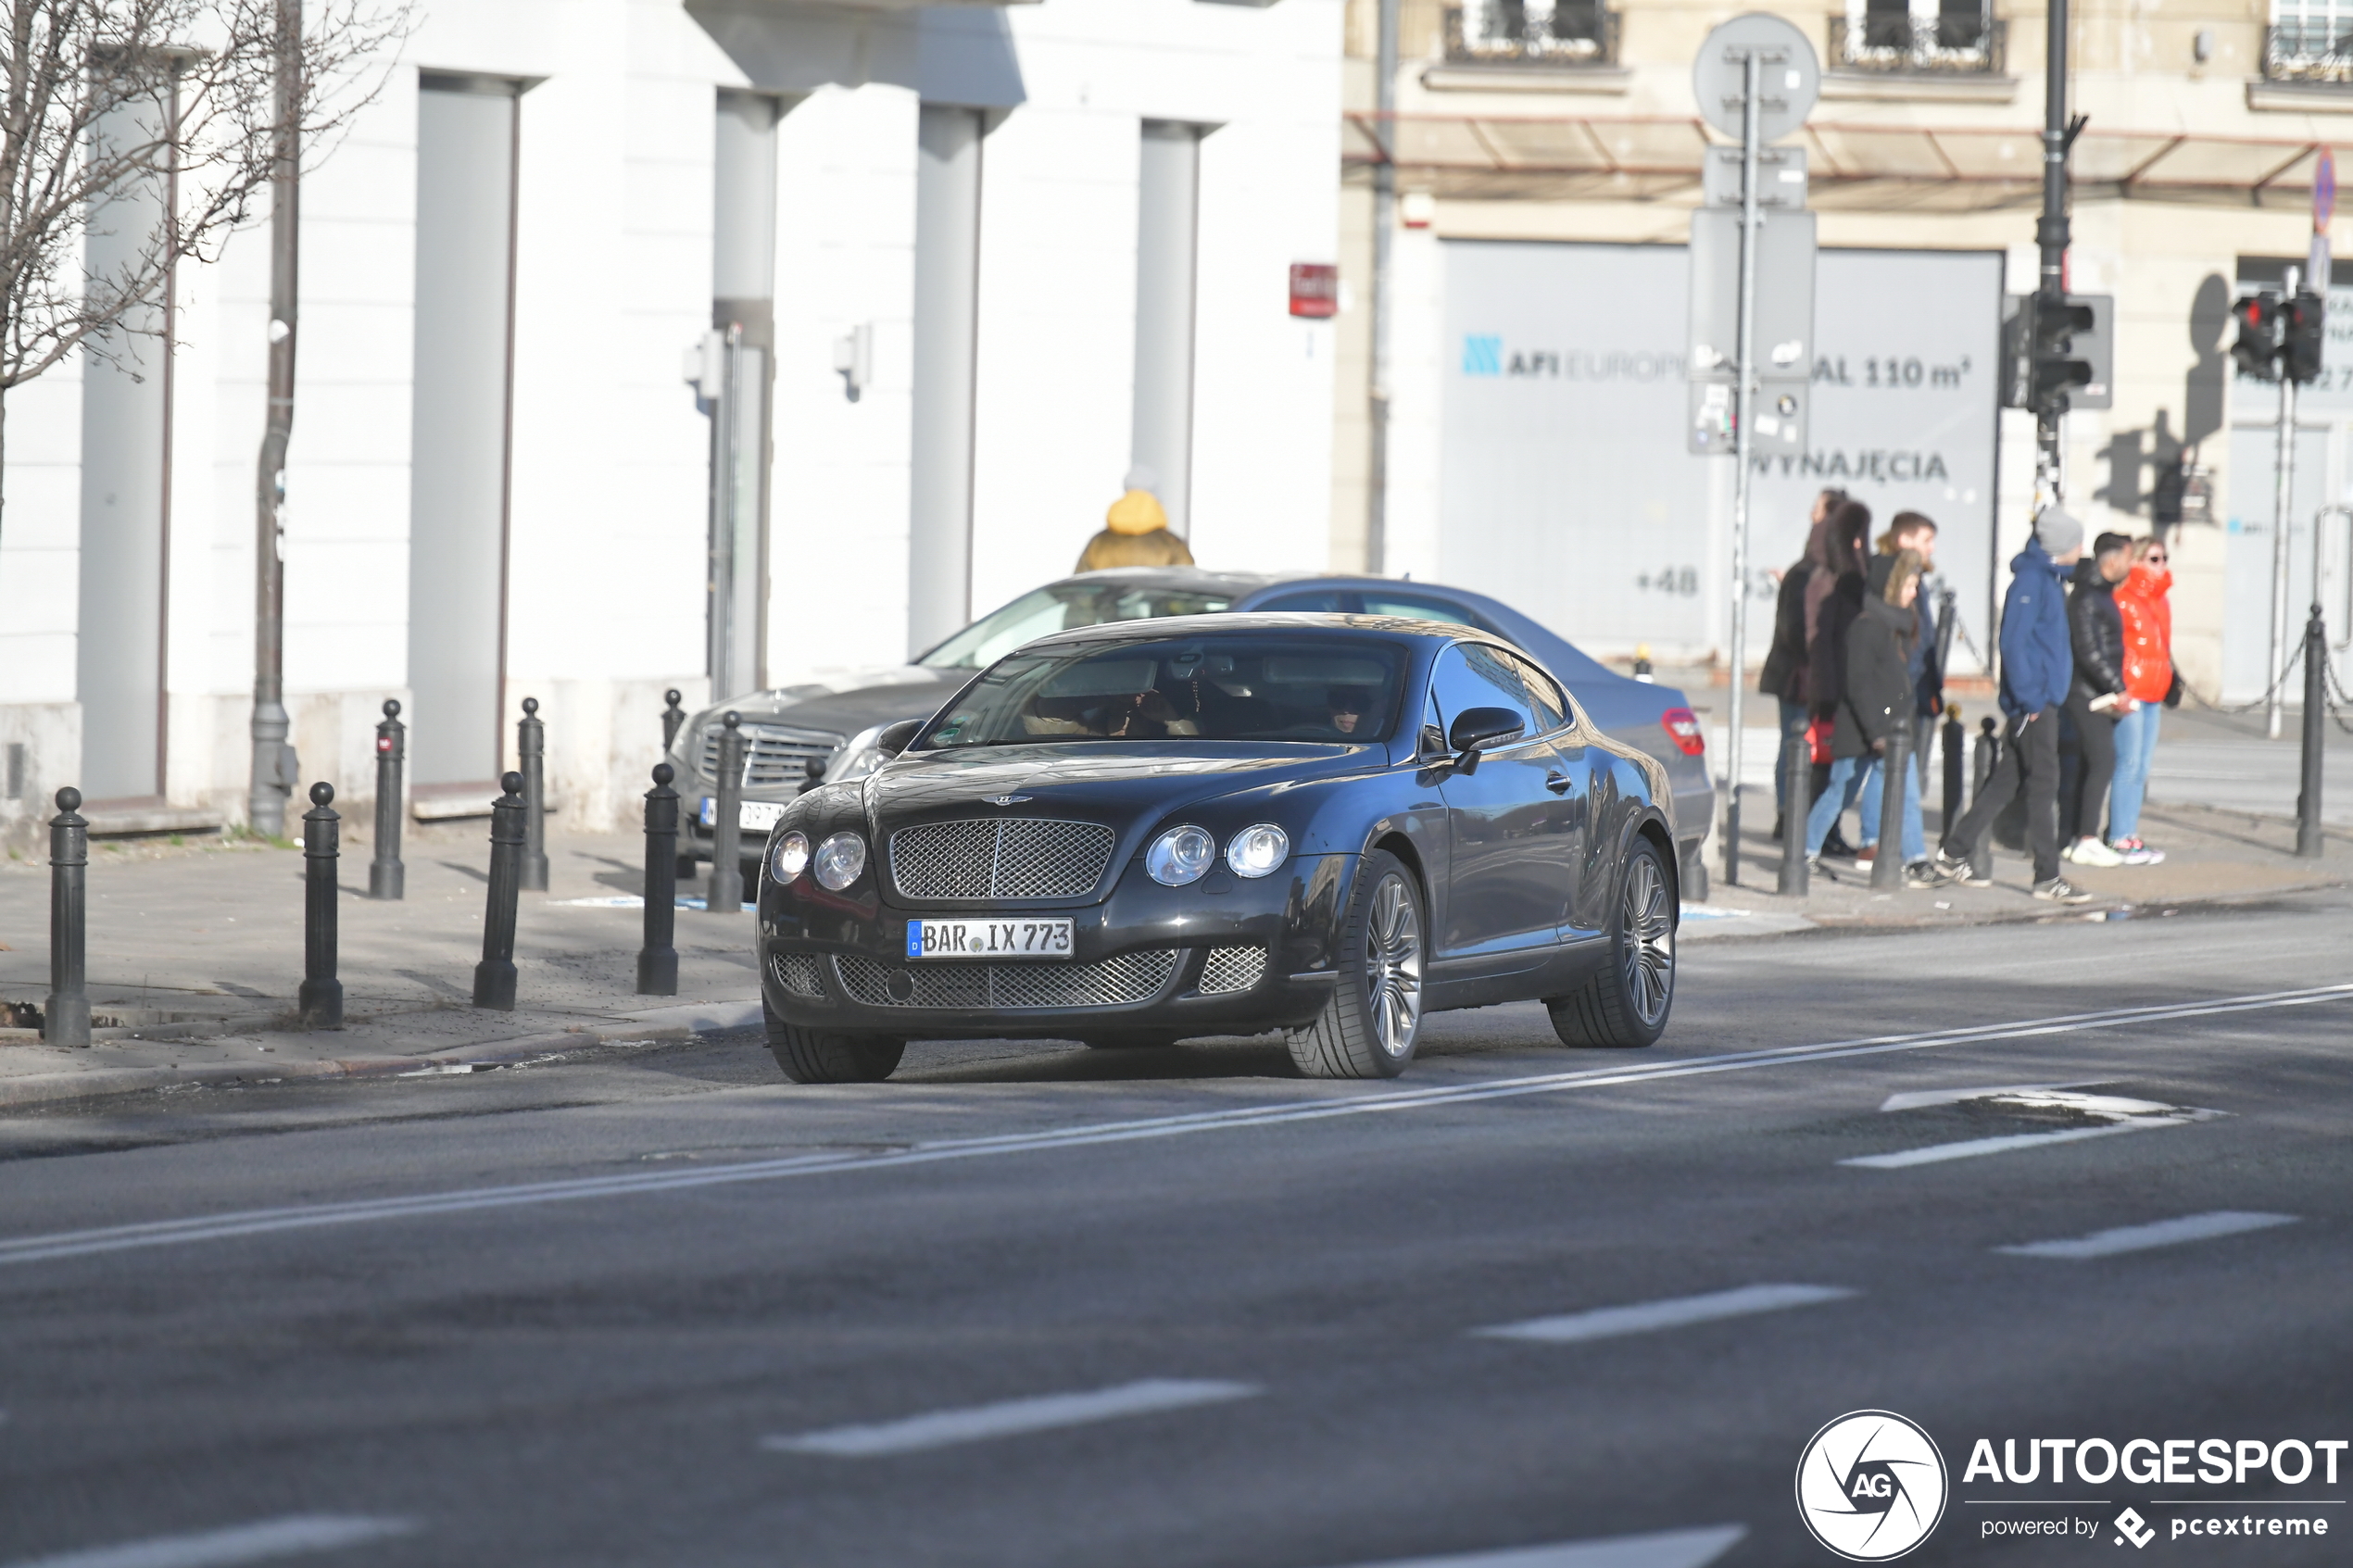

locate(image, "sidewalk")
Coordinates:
0 819 763 1109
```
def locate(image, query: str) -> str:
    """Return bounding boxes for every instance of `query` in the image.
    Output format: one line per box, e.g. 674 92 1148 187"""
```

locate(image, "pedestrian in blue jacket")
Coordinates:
1934 507 2091 902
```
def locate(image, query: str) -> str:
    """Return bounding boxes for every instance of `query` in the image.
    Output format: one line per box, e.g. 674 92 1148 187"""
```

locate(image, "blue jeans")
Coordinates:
1857 752 1927 863
1805 755 1867 856
2109 704 2161 840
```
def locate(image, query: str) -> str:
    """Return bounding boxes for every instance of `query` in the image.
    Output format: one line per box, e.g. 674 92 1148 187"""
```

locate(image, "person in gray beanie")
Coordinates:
1934 506 2092 901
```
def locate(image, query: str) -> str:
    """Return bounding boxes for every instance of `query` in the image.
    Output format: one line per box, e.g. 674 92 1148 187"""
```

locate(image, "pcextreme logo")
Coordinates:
1795 1411 1950 1562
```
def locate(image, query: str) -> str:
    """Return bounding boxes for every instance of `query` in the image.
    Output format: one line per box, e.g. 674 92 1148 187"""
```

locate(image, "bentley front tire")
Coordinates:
1547 834 1675 1048
1288 849 1426 1080
764 1001 906 1084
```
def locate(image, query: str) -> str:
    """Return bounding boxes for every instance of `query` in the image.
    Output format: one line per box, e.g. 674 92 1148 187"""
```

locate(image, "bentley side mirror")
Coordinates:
875 718 924 757
1446 707 1525 775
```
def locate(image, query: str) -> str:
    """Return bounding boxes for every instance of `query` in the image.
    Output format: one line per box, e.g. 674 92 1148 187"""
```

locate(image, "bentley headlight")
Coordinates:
1226 823 1290 879
1146 825 1216 886
768 830 811 884
812 831 867 891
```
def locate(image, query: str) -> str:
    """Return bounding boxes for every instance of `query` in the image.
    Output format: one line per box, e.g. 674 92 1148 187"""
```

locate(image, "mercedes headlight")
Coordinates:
1146 825 1217 887
1226 824 1290 879
768 830 811 884
813 831 867 891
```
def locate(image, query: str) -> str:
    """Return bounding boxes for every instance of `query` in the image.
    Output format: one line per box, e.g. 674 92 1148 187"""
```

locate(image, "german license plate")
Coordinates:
907 919 1075 960
699 797 786 832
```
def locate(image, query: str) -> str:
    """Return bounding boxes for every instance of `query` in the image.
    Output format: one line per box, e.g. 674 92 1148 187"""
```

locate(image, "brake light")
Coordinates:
1660 708 1705 757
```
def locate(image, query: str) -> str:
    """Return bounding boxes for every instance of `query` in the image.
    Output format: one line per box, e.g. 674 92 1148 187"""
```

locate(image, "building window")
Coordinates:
1444 1 1620 68
1831 0 2006 74
2268 0 2353 80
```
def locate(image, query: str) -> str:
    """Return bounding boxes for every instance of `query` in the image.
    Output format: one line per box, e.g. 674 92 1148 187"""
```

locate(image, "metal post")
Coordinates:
1365 0 1400 574
473 771 526 1010
2269 267 2303 742
1941 703 1966 835
248 0 302 838
2298 606 2327 858
638 762 681 995
44 787 90 1047
518 696 549 892
1778 732 1810 897
708 711 746 913
1721 46 1764 890
299 782 343 1028
2032 0 2070 509
1969 717 1998 880
661 688 687 751
1871 729 1910 889
368 698 405 900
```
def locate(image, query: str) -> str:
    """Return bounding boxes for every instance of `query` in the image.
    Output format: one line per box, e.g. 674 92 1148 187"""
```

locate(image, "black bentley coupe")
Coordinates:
755 616 1679 1083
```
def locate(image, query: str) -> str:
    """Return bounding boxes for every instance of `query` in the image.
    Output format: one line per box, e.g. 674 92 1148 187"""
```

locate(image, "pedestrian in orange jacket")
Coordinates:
2108 537 2180 863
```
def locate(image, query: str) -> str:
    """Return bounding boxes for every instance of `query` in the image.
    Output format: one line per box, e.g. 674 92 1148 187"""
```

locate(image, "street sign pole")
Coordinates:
1722 48 1762 888
2270 264 2303 742
2034 0 2071 510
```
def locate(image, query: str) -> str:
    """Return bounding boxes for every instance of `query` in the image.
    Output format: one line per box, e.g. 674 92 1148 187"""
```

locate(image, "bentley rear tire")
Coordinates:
764 1000 906 1084
1547 834 1675 1048
1287 849 1425 1079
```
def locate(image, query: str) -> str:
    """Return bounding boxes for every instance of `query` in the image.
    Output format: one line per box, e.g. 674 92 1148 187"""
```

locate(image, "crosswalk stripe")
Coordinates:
1474 1284 1856 1345
761 1377 1259 1457
1996 1210 2298 1260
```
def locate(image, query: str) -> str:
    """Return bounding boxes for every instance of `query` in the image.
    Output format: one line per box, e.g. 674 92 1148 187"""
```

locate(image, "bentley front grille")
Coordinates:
888 819 1116 901
1198 946 1267 995
771 951 826 998
833 950 1178 1010
699 723 843 790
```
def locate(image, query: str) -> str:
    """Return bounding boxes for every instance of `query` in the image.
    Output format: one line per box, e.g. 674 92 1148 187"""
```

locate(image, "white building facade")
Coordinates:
0 0 1344 847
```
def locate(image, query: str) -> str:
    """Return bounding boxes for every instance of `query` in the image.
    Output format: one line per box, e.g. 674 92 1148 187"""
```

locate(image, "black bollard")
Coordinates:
369 698 405 900
661 688 687 751
519 696 549 893
637 763 680 995
1969 718 1998 881
1940 703 1965 838
1871 727 1910 890
299 783 344 1028
708 710 746 913
1778 732 1810 897
44 787 90 1047
2297 607 2327 859
473 772 526 1010
797 756 826 796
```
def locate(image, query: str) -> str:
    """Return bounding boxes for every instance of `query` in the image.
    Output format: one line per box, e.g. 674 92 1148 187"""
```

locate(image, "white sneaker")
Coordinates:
2068 836 2123 868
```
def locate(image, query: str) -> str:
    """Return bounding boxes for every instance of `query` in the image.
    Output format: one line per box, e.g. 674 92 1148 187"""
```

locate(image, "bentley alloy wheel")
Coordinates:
1289 848 1425 1079
1365 871 1425 1059
1545 835 1676 1049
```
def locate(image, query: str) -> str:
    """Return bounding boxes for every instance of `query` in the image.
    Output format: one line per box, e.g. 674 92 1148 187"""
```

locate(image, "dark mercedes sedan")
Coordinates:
756 616 1679 1085
670 569 1713 897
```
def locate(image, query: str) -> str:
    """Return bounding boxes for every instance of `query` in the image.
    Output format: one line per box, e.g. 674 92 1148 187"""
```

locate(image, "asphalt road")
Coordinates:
3 891 2350 1568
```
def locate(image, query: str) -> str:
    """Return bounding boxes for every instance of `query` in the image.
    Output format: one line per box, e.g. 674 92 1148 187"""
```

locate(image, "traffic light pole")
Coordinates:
2269 265 2303 742
1721 48 1764 889
2033 0 2070 508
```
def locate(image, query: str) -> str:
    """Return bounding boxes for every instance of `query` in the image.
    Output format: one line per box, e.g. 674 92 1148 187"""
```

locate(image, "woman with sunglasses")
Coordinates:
2109 536 2180 864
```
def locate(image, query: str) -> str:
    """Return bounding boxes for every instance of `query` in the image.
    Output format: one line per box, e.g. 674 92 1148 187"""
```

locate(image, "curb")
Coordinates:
0 998 762 1111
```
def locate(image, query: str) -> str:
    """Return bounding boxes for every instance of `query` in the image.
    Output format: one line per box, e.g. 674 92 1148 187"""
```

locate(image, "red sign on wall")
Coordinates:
1289 262 1339 319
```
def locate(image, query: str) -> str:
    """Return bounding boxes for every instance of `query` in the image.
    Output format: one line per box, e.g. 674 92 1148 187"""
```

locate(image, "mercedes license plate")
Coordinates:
908 919 1075 960
700 797 786 832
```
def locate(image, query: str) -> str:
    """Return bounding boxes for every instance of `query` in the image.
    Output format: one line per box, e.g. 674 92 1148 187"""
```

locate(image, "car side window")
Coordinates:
1497 649 1568 733
1428 644 1541 744
1254 591 1350 613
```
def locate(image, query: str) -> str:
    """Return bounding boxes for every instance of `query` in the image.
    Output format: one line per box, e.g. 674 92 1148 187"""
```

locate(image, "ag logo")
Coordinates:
1795 1410 1948 1561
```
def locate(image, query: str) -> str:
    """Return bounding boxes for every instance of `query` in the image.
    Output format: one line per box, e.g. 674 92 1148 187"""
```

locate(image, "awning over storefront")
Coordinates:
1344 110 2337 208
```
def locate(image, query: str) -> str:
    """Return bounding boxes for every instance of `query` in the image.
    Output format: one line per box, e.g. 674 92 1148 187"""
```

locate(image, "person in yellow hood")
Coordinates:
1076 466 1195 571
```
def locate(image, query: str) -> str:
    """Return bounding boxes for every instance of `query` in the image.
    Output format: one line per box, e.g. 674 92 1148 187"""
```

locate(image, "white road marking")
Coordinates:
1319 1524 1747 1568
2 1516 417 1568
1997 1210 2298 1260
1843 1088 2219 1168
2 984 2347 1268
1474 1285 1856 1345
1877 1082 2099 1112
1841 1118 2196 1169
761 1378 1259 1457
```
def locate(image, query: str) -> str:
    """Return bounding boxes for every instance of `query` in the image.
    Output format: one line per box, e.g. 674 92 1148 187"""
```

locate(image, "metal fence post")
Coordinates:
2297 606 2326 859
1940 703 1965 836
708 710 745 913
1871 727 1910 890
369 698 405 900
1777 732 1810 897
519 696 549 892
662 688 687 751
44 787 90 1047
300 783 344 1028
638 763 680 995
473 772 526 1010
1969 718 1999 881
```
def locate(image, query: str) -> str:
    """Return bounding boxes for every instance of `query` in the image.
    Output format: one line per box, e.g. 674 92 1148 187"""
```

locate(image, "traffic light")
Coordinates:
2232 291 2284 382
2284 289 2327 384
2029 295 2095 410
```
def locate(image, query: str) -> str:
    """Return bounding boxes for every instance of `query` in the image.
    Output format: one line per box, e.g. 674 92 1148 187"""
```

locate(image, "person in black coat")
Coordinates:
1804 548 1931 874
1760 487 1845 835
2058 531 2135 864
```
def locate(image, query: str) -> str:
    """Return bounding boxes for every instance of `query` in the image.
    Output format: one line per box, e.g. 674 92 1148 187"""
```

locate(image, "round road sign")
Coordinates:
1692 13 1821 146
